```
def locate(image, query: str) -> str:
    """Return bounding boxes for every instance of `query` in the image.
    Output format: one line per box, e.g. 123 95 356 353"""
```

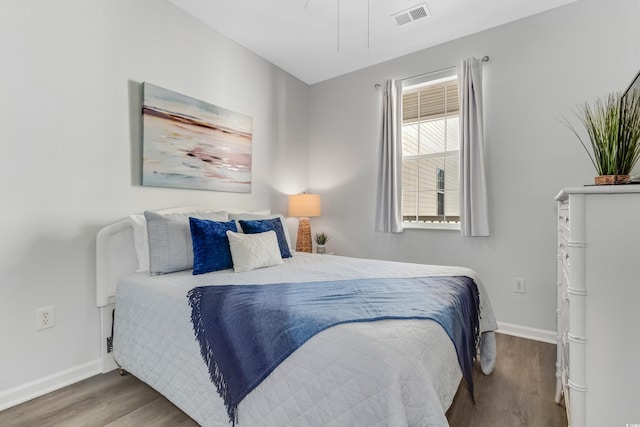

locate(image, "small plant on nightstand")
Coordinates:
314 232 329 254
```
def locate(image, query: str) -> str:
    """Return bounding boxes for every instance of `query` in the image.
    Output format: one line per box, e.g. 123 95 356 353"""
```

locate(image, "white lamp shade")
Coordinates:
288 194 321 218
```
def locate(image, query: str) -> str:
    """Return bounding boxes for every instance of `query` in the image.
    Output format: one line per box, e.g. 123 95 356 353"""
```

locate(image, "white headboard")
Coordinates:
95 206 216 307
96 218 137 307
95 206 221 372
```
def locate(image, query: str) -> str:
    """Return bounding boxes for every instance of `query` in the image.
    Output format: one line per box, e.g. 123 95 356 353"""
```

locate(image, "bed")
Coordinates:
96 207 498 427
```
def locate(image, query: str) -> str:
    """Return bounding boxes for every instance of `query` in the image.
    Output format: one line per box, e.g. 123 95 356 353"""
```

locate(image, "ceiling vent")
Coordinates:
392 3 430 26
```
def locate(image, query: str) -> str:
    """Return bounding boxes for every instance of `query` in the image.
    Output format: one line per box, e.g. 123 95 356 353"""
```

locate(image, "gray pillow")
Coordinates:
145 210 229 274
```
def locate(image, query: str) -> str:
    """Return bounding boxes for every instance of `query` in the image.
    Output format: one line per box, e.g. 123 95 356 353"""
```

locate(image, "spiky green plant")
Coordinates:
617 89 640 173
314 232 329 245
565 90 640 176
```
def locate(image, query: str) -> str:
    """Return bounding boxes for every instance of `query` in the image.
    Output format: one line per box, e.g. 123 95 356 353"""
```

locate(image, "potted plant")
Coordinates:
565 90 640 184
314 232 329 254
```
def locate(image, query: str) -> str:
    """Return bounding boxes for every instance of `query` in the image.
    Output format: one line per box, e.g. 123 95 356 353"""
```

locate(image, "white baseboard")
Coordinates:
0 359 101 412
496 321 557 344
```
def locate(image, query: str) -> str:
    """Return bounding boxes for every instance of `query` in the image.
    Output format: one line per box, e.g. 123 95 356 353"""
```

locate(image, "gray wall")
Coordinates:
308 0 640 333
0 0 309 398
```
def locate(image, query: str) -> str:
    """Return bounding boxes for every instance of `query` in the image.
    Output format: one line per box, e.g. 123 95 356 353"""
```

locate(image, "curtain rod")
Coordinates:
374 56 490 89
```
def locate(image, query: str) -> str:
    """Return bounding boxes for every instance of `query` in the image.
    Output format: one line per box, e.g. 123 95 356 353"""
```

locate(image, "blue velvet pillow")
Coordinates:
189 218 238 275
238 218 292 258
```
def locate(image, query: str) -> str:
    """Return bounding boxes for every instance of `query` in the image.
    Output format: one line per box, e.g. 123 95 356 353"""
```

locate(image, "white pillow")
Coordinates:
130 214 149 272
228 213 293 253
225 208 271 215
226 230 284 273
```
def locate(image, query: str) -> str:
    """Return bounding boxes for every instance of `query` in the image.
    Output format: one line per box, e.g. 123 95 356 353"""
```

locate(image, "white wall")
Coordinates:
308 0 640 334
0 0 309 403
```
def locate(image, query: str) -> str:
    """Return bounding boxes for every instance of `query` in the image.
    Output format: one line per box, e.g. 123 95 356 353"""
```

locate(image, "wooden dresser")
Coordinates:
555 186 640 427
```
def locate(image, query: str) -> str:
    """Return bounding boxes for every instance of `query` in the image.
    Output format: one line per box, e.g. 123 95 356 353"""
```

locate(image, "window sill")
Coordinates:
402 222 461 231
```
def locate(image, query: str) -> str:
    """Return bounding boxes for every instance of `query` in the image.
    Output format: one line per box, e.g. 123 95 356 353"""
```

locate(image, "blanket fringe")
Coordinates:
463 280 480 403
188 288 238 425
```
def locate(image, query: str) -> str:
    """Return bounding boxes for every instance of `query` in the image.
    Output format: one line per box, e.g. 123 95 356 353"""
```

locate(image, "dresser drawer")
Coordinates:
556 197 572 424
558 200 570 238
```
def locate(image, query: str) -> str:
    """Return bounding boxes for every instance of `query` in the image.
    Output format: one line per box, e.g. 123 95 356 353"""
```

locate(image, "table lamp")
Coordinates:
288 193 321 253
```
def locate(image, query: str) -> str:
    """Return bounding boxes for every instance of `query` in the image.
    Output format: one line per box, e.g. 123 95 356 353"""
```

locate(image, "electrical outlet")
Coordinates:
36 306 55 330
513 277 526 294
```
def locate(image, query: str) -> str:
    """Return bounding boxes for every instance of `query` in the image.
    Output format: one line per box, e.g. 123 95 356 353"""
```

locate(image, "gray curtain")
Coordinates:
458 57 490 236
375 79 403 233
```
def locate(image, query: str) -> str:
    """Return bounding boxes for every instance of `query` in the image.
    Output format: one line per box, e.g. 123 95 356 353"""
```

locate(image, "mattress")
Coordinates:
113 253 497 427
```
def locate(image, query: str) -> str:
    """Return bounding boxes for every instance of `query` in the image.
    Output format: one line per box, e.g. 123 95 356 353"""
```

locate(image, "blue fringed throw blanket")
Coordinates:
187 275 480 424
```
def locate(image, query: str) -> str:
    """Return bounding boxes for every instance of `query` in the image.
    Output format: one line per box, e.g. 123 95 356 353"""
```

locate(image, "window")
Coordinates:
436 167 445 216
401 69 460 227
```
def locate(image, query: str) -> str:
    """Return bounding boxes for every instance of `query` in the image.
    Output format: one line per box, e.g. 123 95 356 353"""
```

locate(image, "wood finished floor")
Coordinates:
0 333 567 427
445 333 567 427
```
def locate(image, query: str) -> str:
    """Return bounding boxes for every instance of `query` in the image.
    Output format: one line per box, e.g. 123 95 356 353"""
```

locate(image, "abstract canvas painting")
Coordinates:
142 83 252 193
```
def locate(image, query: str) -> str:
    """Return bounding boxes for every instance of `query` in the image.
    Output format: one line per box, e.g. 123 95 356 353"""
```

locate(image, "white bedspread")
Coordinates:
113 253 497 427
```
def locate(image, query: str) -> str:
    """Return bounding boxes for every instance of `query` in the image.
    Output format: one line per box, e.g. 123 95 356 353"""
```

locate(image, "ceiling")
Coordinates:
168 0 577 85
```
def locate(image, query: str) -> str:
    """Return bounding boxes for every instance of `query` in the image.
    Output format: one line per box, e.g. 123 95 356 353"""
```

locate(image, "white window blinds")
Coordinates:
401 72 460 225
